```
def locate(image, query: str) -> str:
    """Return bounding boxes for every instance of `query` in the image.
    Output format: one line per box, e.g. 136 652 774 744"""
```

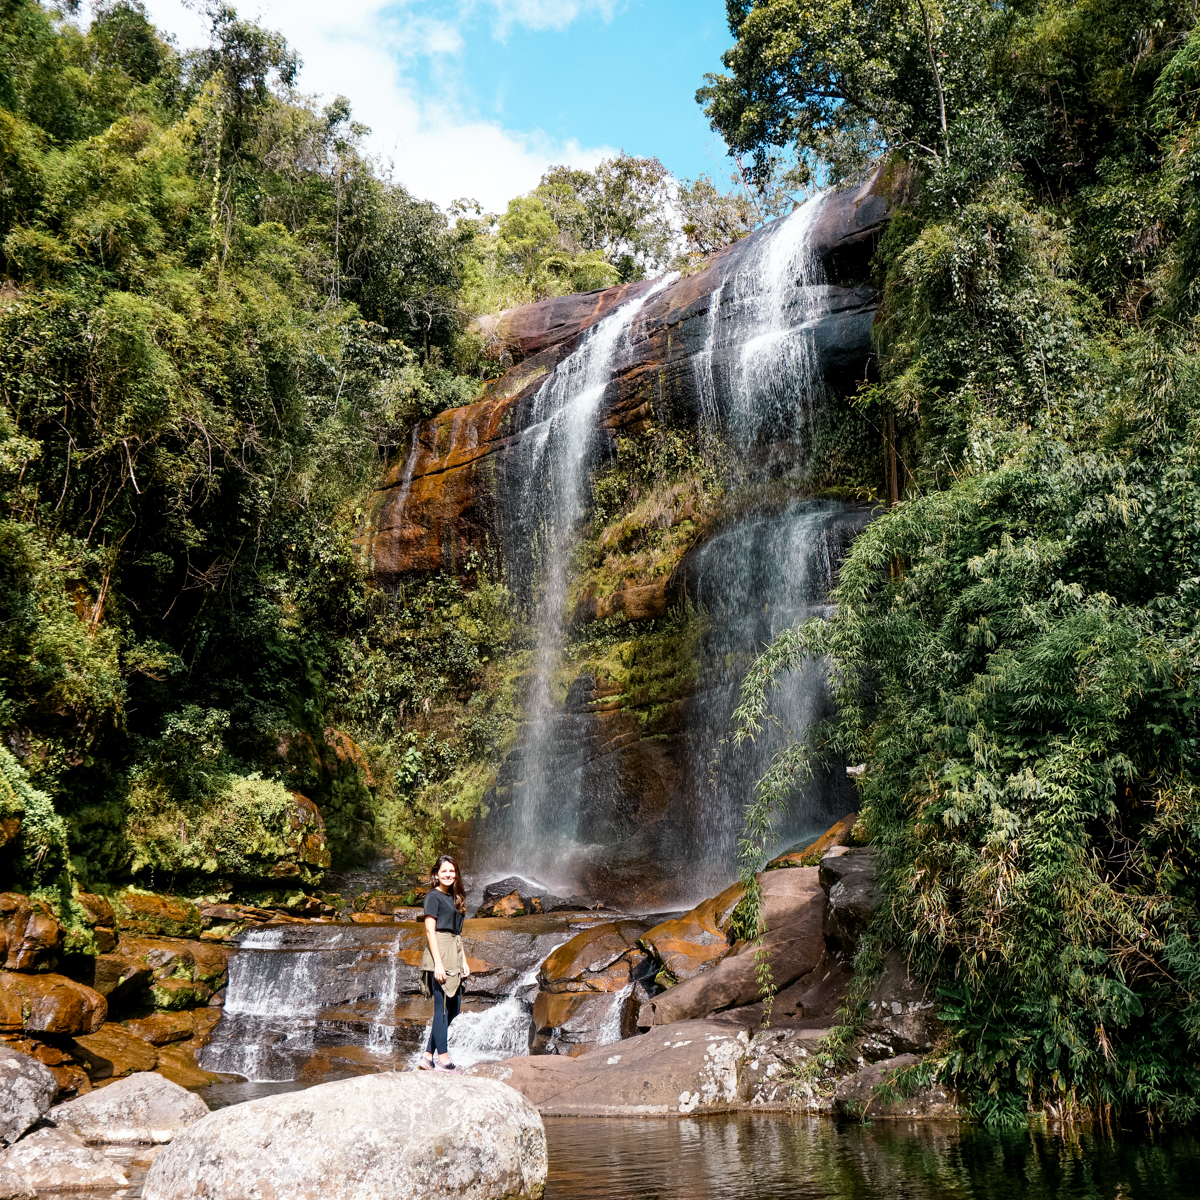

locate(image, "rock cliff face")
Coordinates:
359 175 888 583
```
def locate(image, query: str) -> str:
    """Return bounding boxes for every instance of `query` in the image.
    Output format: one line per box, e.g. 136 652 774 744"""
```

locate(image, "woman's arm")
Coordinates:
424 915 446 983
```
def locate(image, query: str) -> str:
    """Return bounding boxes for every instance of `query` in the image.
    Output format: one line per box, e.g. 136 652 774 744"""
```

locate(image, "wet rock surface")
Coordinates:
638 882 743 984
0 895 63 973
49 1071 209 1144
1 1127 129 1191
0 1047 56 1146
142 1072 547 1200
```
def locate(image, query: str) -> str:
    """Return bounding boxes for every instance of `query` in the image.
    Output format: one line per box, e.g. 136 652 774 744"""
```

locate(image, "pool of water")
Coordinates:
541 1114 1200 1200
28 1108 1200 1198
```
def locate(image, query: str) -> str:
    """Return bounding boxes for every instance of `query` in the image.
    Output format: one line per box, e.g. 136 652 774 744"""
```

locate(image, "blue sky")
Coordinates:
133 1 736 211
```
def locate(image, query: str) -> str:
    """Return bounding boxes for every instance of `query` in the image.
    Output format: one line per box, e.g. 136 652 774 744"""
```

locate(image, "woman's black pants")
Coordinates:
427 985 462 1055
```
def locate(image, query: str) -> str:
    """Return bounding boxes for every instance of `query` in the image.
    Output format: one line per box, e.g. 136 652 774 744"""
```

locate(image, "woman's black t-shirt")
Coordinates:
423 887 464 935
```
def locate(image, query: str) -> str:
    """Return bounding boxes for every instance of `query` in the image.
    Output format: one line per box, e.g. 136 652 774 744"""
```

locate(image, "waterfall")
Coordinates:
486 274 677 892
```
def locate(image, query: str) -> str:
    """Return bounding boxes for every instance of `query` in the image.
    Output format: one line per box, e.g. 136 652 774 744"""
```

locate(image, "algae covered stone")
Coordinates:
143 1072 547 1200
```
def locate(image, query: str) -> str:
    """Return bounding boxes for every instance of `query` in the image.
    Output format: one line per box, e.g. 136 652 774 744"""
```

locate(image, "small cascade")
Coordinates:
595 984 634 1047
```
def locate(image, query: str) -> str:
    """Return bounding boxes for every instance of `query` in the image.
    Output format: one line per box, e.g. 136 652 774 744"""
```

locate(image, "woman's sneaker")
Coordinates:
416 1053 435 1071
434 1059 458 1072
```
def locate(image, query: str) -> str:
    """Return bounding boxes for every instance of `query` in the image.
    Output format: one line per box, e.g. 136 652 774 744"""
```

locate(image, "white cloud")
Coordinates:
475 0 622 36
129 0 616 210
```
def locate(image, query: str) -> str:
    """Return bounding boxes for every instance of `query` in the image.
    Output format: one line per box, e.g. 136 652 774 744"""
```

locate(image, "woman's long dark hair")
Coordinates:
430 854 467 915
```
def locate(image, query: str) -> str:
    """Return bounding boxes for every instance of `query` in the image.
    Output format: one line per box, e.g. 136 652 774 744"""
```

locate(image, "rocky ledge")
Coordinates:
473 815 956 1121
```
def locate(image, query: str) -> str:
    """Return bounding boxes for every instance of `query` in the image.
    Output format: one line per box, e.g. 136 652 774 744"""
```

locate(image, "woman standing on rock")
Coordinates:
418 854 470 1071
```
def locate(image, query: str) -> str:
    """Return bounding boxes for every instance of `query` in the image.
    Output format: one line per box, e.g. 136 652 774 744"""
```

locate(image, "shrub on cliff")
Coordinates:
719 0 1200 1123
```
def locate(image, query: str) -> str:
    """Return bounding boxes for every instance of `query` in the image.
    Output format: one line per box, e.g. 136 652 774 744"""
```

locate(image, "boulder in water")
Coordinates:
1 1127 129 1190
142 1073 547 1200
50 1071 208 1143
0 1046 56 1146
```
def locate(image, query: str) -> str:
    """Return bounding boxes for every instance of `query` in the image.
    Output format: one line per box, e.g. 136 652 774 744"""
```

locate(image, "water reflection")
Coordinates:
542 1114 1200 1200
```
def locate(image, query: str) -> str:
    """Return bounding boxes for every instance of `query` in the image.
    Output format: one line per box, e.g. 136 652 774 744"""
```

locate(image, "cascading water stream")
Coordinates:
486 274 677 891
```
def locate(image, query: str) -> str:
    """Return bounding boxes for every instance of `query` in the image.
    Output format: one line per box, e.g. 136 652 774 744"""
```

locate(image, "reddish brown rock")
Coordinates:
572 581 669 625
639 881 744 985
531 989 640 1054
122 1012 195 1046
637 869 826 1027
112 893 202 940
75 894 115 928
154 1043 221 1089
71 1023 159 1081
0 894 62 972
484 891 525 919
768 812 859 869
538 920 650 994
276 792 332 875
0 972 106 1035
88 953 154 1006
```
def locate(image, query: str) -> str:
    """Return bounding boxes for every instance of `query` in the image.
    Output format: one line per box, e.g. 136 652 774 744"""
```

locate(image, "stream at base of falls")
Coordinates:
52 1109 1200 1200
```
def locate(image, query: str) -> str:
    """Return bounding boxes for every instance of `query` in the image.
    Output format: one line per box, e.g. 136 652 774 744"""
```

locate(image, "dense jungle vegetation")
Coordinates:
0 0 762 909
715 0 1200 1127
7 0 1200 1132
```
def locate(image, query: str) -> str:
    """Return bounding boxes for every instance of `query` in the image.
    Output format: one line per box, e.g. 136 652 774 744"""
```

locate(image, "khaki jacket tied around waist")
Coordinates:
419 929 465 998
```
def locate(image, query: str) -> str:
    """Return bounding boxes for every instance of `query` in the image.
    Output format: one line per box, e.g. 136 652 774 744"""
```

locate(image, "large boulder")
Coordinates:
0 1046 56 1146
112 936 231 1010
0 894 62 973
537 920 650 993
637 868 825 1026
638 881 743 985
50 1071 208 1144
0 972 106 1035
142 1073 547 1200
1 1127 129 1190
0 1164 33 1199
531 989 638 1056
471 1017 751 1116
819 847 880 954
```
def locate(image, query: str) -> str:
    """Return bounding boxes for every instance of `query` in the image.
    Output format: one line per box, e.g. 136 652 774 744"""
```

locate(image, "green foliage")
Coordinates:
721 0 1200 1124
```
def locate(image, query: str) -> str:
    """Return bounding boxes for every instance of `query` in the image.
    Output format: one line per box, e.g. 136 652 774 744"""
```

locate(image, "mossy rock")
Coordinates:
112 891 202 939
